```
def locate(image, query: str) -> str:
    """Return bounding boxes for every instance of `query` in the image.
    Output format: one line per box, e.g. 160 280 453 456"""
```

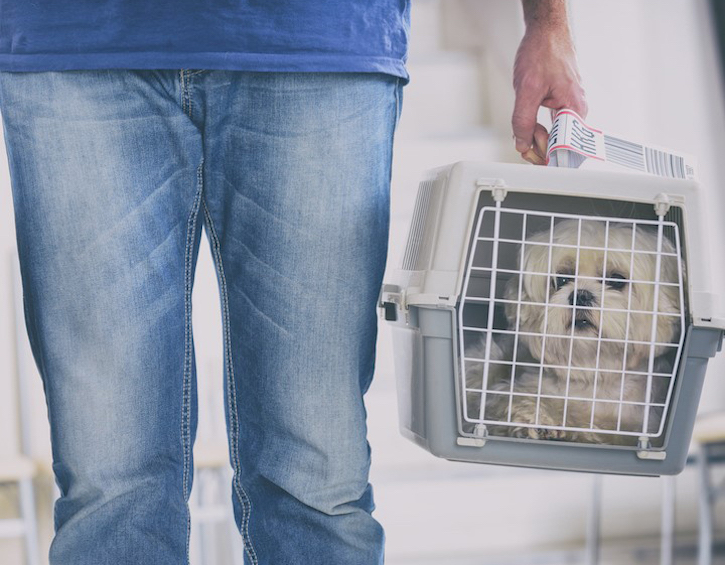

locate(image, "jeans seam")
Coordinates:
201 197 259 565
180 70 186 116
180 69 192 119
182 158 205 564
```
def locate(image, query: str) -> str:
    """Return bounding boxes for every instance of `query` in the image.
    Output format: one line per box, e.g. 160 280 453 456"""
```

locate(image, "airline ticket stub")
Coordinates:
546 109 698 181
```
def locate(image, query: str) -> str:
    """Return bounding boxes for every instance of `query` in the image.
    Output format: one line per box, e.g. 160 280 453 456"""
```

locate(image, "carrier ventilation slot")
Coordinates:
401 179 437 271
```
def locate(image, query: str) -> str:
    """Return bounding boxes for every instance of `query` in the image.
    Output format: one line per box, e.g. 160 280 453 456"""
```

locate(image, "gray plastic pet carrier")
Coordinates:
379 161 725 476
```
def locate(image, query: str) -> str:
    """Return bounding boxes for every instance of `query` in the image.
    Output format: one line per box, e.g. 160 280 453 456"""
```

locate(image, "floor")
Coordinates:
389 535 725 564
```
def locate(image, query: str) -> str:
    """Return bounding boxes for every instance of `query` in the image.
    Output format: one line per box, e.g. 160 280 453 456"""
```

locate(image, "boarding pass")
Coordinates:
546 109 698 181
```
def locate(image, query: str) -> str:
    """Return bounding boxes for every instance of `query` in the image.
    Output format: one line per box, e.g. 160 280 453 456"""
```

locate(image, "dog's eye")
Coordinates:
607 272 627 290
554 275 573 289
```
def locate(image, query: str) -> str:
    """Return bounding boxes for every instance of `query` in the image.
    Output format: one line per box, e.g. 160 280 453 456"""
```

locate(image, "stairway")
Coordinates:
366 1 528 562
387 0 507 266
370 0 508 463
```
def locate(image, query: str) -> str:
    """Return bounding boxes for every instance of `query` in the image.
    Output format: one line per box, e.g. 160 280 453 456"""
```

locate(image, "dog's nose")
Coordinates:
569 289 595 306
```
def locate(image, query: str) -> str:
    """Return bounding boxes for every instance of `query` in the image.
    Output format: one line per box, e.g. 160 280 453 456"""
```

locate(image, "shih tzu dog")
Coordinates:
464 219 682 445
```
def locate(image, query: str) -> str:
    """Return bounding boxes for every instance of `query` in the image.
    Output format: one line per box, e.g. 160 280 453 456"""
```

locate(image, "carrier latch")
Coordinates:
636 437 667 460
379 284 406 322
457 424 488 447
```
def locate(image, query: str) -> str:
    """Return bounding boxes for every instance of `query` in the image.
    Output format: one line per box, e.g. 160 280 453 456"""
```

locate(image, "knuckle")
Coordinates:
516 73 544 94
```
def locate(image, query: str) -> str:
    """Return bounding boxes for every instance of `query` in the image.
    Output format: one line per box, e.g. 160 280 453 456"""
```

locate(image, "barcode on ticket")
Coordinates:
604 134 689 180
603 135 645 170
644 147 688 180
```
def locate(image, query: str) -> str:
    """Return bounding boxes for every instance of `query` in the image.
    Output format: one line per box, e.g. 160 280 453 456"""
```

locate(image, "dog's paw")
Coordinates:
507 407 569 441
511 425 568 441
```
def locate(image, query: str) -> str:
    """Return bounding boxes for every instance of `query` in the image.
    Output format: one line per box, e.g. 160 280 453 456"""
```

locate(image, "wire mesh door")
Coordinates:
459 205 685 446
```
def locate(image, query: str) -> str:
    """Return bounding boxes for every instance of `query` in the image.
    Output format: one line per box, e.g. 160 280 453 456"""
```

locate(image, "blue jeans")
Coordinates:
0 69 402 564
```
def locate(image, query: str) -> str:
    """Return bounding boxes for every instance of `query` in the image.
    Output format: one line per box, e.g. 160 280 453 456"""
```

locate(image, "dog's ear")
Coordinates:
625 346 646 370
503 273 521 327
658 245 684 345
504 241 538 325
633 227 684 350
644 227 683 332
660 234 685 306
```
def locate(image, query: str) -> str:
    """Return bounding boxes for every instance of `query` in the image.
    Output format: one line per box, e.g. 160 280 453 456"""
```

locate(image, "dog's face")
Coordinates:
505 219 682 373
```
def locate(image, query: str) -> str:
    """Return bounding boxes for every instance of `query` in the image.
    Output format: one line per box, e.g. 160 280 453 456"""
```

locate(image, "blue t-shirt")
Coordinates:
0 1 410 82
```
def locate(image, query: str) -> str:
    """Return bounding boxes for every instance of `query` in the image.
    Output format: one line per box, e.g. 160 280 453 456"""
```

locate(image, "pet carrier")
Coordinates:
380 161 725 476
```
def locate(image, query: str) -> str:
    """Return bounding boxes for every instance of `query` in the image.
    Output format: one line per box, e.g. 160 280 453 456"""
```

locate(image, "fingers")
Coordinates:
520 122 549 166
533 123 548 159
521 147 545 166
571 96 588 120
512 82 545 153
543 85 589 120
567 83 588 119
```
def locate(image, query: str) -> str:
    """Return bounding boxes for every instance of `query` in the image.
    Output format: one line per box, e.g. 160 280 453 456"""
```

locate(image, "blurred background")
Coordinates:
1 0 725 563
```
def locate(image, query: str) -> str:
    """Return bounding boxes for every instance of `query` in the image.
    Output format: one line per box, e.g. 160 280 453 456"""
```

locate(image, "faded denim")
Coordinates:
0 69 402 565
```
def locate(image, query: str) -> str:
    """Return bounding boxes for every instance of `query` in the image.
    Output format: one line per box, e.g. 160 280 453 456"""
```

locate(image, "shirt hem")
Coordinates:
0 52 410 83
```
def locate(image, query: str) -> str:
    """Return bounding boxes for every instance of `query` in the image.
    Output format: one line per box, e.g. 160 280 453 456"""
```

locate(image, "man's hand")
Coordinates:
513 0 587 165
